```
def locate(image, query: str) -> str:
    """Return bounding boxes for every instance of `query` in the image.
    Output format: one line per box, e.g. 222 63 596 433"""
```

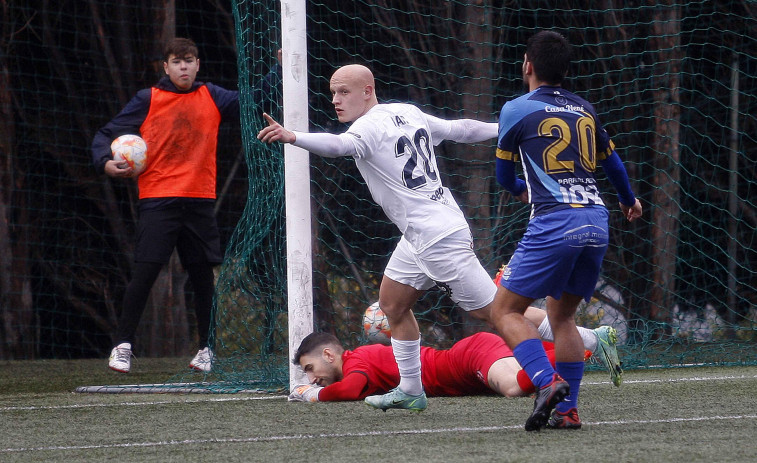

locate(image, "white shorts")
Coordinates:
384 229 497 311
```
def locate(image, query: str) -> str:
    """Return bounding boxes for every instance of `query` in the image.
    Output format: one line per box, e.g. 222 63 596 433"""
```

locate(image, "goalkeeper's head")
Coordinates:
293 332 346 386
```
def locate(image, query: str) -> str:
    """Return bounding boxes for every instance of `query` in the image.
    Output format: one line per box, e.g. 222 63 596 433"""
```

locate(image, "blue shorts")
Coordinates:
499 207 609 302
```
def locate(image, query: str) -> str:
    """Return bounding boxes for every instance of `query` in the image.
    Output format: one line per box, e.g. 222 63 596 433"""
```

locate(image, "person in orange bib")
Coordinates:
91 37 279 374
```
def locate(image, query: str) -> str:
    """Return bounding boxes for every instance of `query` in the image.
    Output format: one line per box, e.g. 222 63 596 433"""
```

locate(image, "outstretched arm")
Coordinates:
257 113 297 144
289 372 371 402
288 384 323 402
425 114 498 144
318 373 371 401
257 113 355 158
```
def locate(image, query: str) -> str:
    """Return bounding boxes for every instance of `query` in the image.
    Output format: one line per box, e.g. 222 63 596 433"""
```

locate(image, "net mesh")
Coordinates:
180 0 757 392
2 1 755 392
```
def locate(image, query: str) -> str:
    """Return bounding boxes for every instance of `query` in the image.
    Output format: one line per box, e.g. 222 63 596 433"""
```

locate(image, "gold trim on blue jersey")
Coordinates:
598 140 615 161
496 147 518 162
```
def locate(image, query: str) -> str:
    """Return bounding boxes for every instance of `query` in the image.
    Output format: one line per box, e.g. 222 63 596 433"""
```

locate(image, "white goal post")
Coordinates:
281 0 313 388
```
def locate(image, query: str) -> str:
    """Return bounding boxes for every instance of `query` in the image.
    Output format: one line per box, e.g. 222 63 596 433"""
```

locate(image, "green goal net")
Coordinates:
2 1 755 393
172 0 756 392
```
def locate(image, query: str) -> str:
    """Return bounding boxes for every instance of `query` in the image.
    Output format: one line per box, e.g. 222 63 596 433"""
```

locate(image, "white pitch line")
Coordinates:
583 373 757 386
3 374 755 412
0 394 286 411
2 414 756 454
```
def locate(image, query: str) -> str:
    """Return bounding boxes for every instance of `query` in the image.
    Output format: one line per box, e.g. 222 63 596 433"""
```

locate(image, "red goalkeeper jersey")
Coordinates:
318 332 529 401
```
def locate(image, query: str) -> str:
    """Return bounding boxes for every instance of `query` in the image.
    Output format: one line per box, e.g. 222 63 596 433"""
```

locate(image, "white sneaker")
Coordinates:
189 347 214 372
109 342 132 373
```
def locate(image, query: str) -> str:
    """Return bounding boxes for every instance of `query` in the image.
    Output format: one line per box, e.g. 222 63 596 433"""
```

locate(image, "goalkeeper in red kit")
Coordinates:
289 331 580 402
288 305 619 403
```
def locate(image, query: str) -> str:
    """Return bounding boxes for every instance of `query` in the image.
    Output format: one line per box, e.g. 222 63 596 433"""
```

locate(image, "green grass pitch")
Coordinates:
1 358 756 462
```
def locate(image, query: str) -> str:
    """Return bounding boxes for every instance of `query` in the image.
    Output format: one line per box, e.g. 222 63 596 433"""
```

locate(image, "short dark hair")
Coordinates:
292 332 343 365
526 31 572 85
163 37 198 61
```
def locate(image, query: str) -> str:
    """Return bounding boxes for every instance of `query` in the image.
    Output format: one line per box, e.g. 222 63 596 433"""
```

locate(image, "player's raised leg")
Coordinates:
364 275 428 411
526 305 623 387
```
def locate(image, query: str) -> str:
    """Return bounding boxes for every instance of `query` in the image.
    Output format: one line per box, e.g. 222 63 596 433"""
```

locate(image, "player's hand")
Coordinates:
257 113 296 144
288 384 323 402
104 159 135 178
620 198 643 222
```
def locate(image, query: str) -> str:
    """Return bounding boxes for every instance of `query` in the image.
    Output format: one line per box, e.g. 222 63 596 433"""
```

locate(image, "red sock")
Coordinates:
545 346 556 367
516 369 536 394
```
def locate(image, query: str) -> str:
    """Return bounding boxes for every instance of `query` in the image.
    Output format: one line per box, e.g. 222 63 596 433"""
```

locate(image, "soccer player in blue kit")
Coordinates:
492 31 642 430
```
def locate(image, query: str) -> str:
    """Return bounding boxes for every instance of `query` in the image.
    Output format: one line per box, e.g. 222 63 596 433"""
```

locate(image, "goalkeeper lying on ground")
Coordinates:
289 307 622 402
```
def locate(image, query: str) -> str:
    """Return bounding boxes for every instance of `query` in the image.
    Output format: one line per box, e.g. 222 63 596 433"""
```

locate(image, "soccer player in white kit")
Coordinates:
257 64 620 421
258 63 502 412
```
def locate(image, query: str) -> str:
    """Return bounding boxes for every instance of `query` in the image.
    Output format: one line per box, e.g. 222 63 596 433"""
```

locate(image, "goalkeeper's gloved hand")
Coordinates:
288 384 323 402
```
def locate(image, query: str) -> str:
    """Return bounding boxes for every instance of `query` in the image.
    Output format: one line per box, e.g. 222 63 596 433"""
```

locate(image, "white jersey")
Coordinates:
344 103 469 252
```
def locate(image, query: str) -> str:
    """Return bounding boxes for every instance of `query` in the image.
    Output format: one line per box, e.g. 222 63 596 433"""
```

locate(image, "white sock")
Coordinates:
537 316 553 341
581 327 598 353
391 337 423 396
538 317 598 353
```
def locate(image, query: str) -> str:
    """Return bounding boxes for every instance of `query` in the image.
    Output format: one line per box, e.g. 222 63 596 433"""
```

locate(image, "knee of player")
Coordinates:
503 385 526 398
468 306 491 322
491 380 526 398
377 300 410 319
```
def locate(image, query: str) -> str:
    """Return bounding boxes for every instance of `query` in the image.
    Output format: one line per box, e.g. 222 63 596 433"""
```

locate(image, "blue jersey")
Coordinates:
497 86 615 217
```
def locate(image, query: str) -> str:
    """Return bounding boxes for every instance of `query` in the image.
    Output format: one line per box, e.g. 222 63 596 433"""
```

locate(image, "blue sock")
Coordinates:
555 361 584 412
512 338 555 390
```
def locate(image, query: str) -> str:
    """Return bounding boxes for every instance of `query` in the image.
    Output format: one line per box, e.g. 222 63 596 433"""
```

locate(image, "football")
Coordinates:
110 134 148 176
363 302 391 344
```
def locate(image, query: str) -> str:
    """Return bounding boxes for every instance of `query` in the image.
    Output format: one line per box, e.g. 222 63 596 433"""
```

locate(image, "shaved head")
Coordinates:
331 64 375 88
329 64 378 122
